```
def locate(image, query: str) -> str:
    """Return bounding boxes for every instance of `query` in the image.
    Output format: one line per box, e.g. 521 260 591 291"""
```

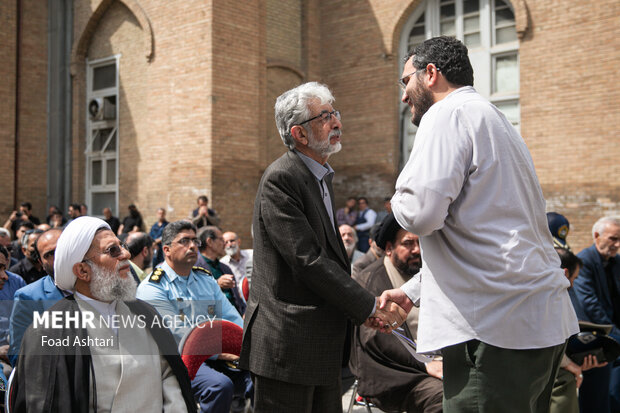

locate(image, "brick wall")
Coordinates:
0 0 48 225
4 0 618 251
0 1 17 222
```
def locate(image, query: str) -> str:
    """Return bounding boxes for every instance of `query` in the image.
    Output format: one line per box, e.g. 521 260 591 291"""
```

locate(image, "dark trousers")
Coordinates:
579 362 611 413
442 339 566 413
252 373 342 413
192 361 253 413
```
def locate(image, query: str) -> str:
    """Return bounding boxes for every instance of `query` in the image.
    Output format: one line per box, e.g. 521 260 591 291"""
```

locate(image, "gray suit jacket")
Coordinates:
240 150 376 385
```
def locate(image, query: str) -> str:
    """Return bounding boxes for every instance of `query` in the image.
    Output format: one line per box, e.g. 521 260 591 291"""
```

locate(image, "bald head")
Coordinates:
35 228 63 276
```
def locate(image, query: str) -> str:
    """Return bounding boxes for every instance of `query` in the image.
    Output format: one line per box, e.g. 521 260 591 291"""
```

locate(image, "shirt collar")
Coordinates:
295 150 334 182
160 260 184 282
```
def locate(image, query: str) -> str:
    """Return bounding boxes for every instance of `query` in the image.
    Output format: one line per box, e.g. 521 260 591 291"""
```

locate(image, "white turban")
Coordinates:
54 216 111 290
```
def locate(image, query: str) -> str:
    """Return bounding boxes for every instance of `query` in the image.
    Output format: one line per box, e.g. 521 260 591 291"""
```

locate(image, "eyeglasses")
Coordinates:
174 237 202 248
398 68 426 90
84 243 128 261
42 249 55 260
298 110 341 125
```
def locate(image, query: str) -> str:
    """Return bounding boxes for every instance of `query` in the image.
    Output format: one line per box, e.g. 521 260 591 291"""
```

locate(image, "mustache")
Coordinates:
329 130 341 138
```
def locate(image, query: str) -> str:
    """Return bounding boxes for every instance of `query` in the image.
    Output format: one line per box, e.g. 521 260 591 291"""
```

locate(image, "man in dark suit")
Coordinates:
574 216 620 413
240 82 406 413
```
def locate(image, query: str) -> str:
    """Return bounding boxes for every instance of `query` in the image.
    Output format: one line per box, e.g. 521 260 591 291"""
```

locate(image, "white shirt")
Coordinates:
392 86 578 352
221 249 253 297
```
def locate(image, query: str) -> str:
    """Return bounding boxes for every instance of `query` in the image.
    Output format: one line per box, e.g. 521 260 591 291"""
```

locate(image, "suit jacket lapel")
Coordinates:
289 152 349 270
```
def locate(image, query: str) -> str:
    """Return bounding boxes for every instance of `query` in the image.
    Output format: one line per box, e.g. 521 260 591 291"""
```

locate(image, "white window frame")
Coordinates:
398 0 519 168
85 55 120 218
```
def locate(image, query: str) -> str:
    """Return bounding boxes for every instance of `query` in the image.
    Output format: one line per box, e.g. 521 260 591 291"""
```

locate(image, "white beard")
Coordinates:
89 261 137 302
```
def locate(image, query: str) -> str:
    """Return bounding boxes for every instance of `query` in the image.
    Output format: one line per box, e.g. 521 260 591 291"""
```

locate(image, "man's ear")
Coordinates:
291 125 309 146
141 246 149 257
385 242 393 257
73 261 91 283
425 63 441 87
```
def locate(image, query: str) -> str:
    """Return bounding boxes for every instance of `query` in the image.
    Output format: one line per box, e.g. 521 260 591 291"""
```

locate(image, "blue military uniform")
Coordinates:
136 261 251 413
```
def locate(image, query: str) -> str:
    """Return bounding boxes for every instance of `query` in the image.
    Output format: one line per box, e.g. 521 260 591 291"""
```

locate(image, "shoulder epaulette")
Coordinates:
149 267 166 283
192 266 213 276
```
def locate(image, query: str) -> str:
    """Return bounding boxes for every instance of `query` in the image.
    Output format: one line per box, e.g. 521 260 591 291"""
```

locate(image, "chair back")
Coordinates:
242 277 250 301
178 319 243 380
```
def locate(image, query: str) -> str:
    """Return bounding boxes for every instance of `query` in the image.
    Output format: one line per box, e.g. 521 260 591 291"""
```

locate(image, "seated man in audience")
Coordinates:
351 214 442 413
220 231 253 298
9 229 46 284
11 216 195 412
8 221 35 262
196 226 246 316
0 228 17 267
126 232 154 282
137 220 252 413
0 245 26 376
339 224 364 266
352 222 385 277
573 216 620 413
9 228 65 366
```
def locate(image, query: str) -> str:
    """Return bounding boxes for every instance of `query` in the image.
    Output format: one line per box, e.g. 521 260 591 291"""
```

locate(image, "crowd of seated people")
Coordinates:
2 196 619 413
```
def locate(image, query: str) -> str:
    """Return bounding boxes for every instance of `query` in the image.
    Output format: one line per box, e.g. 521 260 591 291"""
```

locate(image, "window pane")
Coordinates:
494 100 520 126
92 128 113 152
495 6 515 25
464 16 479 32
93 64 116 91
496 26 517 43
92 192 116 216
440 2 455 19
106 159 116 185
104 130 117 153
494 54 519 93
464 0 479 14
465 33 481 48
92 160 102 186
441 20 456 36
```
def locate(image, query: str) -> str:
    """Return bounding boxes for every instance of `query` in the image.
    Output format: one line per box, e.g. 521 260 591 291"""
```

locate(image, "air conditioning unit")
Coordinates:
88 97 116 121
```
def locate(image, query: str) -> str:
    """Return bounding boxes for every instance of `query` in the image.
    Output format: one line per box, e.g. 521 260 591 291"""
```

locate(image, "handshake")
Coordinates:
364 288 414 333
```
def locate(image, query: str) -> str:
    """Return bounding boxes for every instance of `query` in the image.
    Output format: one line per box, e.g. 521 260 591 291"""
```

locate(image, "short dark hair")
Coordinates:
69 203 81 211
555 247 583 276
17 221 35 231
127 232 154 258
20 202 32 210
162 220 197 246
405 36 474 87
198 226 219 243
197 195 208 203
358 197 368 203
33 228 63 259
0 245 8 260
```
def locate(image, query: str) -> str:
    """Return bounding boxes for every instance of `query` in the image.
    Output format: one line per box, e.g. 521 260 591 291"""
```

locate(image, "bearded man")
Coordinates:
10 216 196 412
339 224 364 266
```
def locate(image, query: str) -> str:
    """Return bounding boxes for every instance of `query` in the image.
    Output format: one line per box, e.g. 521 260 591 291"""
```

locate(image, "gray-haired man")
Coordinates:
240 81 406 412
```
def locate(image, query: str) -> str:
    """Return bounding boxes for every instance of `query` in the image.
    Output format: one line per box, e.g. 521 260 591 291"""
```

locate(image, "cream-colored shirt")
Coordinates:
392 86 578 352
75 295 188 412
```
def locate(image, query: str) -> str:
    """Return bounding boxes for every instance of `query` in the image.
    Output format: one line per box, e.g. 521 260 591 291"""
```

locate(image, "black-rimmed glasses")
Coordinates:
174 237 202 248
298 110 341 125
